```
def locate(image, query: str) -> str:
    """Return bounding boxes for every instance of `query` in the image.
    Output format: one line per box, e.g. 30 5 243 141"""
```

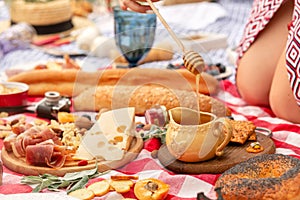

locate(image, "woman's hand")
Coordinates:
119 0 160 13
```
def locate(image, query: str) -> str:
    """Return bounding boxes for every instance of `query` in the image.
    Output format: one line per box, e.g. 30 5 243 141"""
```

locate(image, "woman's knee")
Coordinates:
269 90 300 123
236 75 269 106
236 56 271 106
269 55 300 123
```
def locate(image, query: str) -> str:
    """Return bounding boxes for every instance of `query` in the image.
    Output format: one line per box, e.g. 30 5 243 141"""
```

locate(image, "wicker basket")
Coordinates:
10 0 72 26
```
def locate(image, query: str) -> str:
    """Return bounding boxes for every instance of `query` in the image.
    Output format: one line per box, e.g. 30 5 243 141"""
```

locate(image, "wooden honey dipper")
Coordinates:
145 0 205 75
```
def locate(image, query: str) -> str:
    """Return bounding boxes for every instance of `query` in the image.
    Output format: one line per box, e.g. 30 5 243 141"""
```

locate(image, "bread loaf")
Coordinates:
112 45 174 65
8 67 229 117
73 84 231 117
8 68 219 96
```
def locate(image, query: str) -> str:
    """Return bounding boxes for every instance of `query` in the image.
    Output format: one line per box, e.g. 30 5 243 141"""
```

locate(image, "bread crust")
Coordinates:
8 68 219 96
73 84 230 117
215 154 300 200
8 68 229 116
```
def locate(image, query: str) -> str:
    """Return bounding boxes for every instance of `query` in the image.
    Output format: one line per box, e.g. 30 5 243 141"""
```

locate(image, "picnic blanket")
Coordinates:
0 79 299 200
1 0 299 199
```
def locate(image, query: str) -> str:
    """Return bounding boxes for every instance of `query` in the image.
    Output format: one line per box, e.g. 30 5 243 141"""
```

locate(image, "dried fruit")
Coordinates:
77 160 88 166
134 178 169 200
246 142 264 153
144 138 161 152
57 112 75 123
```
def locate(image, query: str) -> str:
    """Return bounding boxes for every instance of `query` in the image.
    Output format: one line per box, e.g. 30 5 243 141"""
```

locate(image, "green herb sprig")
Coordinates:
140 124 168 144
20 163 108 194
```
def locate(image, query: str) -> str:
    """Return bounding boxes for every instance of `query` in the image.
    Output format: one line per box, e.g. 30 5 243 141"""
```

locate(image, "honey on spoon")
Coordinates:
145 0 205 76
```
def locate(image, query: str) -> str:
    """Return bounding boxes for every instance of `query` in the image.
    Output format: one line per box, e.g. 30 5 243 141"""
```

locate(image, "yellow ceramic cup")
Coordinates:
166 107 232 162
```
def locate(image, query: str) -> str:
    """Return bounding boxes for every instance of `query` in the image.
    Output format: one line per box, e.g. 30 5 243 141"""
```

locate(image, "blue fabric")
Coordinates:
0 0 253 75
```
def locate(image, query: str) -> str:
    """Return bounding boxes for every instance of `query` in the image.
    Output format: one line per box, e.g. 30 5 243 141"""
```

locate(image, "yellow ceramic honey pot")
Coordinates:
166 107 232 162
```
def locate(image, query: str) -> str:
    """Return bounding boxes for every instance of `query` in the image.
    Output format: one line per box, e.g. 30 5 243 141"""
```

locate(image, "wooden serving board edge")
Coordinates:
157 132 276 174
1 137 144 177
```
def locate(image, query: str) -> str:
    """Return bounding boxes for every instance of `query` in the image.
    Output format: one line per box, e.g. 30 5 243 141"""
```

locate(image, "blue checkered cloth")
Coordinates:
0 0 253 78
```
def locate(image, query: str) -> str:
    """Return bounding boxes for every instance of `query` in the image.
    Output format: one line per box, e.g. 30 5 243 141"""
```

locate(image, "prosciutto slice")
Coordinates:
7 127 61 158
3 134 17 152
11 137 26 158
22 127 62 148
25 141 67 168
5 125 67 168
46 150 67 169
26 144 54 166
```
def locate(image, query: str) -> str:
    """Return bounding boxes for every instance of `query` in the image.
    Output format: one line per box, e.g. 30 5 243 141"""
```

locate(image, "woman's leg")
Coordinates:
269 50 300 124
236 0 294 107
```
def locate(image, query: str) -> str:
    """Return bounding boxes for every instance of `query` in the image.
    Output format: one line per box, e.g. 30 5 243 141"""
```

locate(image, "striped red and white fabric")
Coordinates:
220 80 300 160
236 0 300 106
0 79 299 200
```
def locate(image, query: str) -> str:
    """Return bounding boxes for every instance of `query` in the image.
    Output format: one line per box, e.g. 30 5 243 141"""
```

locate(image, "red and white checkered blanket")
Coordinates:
0 80 299 200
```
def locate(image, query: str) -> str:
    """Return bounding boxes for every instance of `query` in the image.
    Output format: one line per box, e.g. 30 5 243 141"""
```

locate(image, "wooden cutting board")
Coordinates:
1 137 143 177
157 132 275 174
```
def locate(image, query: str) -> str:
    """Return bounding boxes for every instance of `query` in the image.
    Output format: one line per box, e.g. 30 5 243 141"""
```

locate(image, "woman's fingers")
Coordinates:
120 0 152 13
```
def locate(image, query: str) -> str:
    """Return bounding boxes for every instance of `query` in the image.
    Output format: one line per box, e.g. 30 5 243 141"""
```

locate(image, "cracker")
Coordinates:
225 119 256 144
87 180 110 197
68 188 94 200
248 131 257 141
110 179 134 193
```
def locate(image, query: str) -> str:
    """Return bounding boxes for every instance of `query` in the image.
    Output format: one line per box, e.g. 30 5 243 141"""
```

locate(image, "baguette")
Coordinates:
112 45 174 65
73 84 231 117
8 68 219 96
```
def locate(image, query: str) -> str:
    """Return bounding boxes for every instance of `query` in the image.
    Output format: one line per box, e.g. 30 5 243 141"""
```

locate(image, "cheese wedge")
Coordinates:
97 107 135 151
73 107 136 161
73 143 94 160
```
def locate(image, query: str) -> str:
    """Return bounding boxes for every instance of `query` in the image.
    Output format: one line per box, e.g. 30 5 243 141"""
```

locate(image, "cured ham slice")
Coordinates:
2 115 86 169
26 144 54 166
4 125 68 168
7 127 61 157
25 142 67 168
22 127 61 148
46 150 67 169
11 137 26 158
3 134 17 152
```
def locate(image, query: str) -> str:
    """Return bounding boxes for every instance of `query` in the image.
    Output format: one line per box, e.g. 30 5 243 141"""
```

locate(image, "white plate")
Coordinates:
32 45 88 57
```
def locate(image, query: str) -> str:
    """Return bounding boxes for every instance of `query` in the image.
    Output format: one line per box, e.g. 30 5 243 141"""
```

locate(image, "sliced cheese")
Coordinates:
97 107 136 151
74 107 136 161
72 143 94 161
81 127 125 161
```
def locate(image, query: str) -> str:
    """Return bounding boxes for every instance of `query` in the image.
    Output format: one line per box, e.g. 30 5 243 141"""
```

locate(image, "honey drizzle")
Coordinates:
196 74 201 123
196 74 200 104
